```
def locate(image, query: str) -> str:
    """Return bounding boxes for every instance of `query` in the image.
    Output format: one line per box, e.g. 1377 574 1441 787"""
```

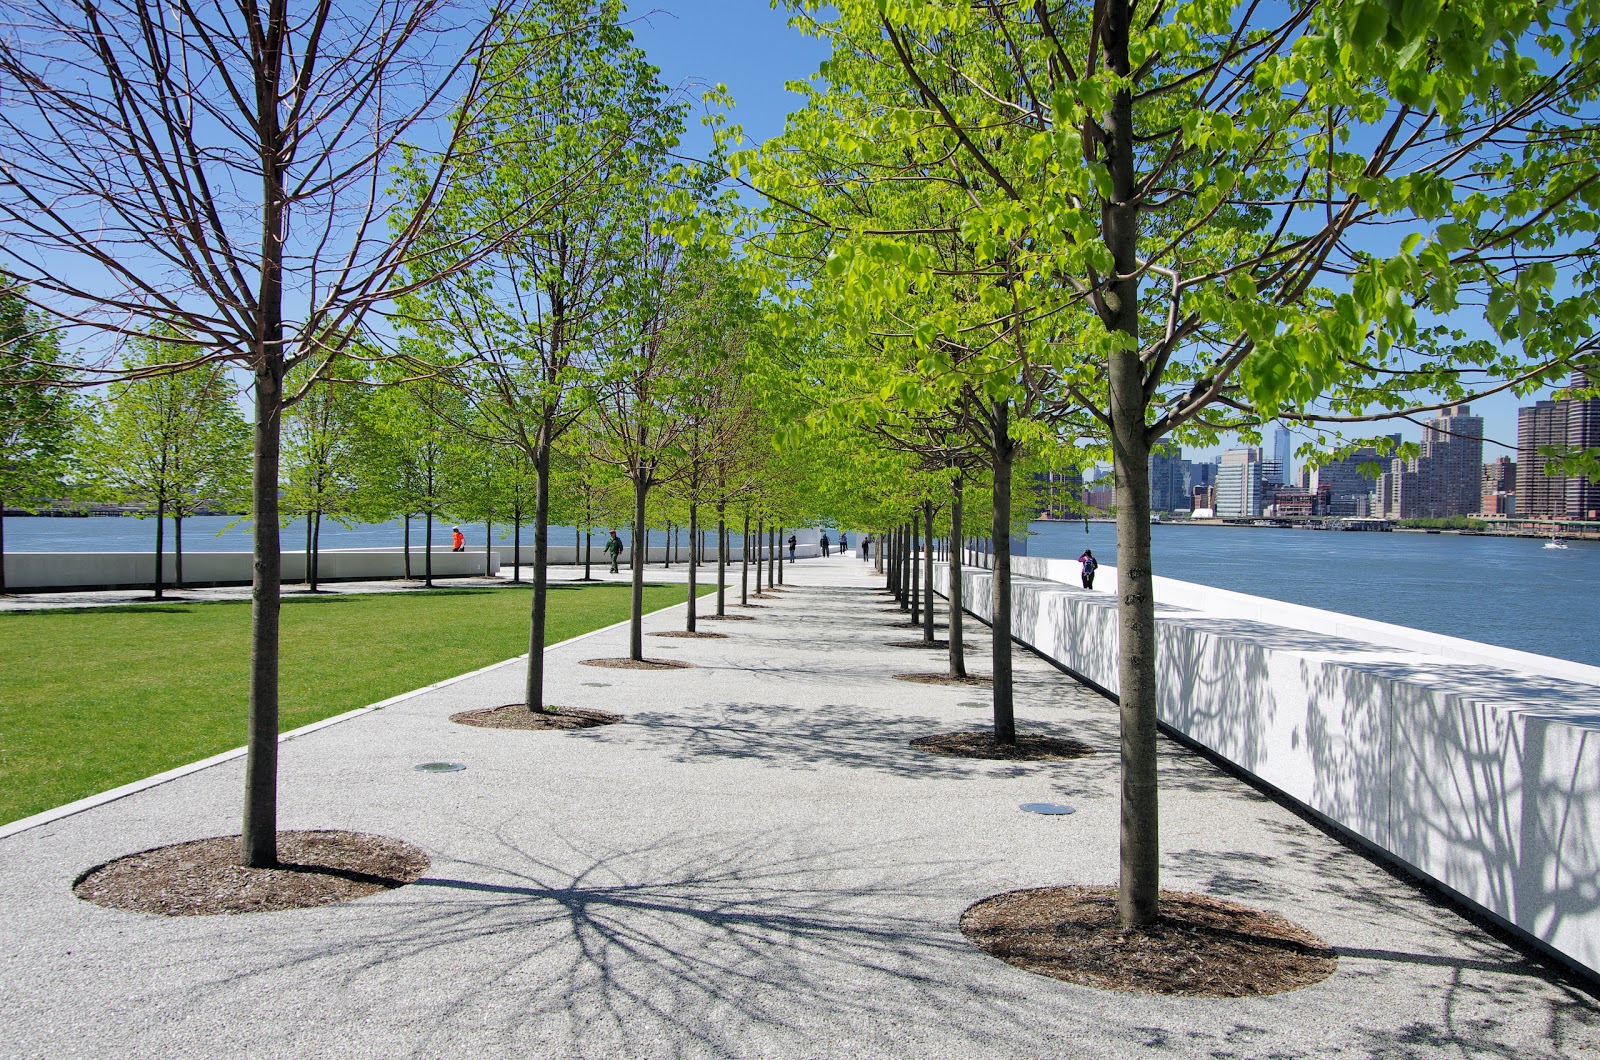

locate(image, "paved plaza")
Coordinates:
0 557 1595 1058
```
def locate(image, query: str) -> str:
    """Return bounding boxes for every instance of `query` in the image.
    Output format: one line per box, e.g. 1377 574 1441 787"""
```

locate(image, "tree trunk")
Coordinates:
512 510 522 583
740 510 750 605
526 429 553 713
716 500 727 617
686 499 698 632
303 509 312 587
754 516 763 593
174 510 185 591
949 476 966 679
424 509 434 587
309 508 323 591
152 497 166 600
485 517 492 578
767 524 775 588
922 501 936 643
630 473 647 661
0 504 7 594
910 518 921 626
584 529 592 580
241 359 284 869
990 398 1017 746
777 525 784 584
403 514 412 580
1105 0 1159 931
663 521 672 569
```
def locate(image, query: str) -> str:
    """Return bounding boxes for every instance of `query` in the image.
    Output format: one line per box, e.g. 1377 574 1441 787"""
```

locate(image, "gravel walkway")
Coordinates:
1 556 1595 1058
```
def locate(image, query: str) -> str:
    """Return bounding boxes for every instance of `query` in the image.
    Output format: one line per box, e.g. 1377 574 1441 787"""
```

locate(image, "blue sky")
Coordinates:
626 3 1557 467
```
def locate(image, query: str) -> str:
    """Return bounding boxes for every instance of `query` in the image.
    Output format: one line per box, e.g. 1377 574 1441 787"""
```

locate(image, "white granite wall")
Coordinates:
939 558 1600 979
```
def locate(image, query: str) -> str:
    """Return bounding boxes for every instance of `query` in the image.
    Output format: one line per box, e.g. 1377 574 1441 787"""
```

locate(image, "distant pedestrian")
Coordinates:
788 534 797 561
451 526 465 552
1078 548 1098 590
604 529 624 574
820 533 831 558
862 535 872 561
839 532 849 554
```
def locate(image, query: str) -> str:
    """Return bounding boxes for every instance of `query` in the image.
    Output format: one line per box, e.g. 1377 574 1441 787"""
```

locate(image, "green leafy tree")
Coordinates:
396 0 681 712
0 283 73 594
82 336 250 597
754 0 1600 929
281 354 374 592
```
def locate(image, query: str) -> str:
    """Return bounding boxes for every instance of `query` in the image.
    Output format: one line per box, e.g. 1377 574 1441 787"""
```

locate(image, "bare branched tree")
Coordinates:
0 0 568 866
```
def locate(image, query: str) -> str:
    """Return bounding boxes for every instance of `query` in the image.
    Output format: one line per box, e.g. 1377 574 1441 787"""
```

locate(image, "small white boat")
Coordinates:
1545 530 1569 550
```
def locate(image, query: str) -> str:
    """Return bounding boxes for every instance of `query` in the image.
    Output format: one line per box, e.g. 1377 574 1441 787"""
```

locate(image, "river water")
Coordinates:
7 514 1597 667
1026 520 1600 668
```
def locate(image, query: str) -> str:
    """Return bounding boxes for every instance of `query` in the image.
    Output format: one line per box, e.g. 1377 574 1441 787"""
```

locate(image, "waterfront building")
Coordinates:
1267 487 1317 518
1568 371 1600 519
1149 448 1192 512
1373 406 1483 519
1034 468 1083 519
1192 484 1216 512
1191 460 1217 490
1216 447 1263 517
1517 399 1569 517
1272 425 1293 484
1306 437 1397 517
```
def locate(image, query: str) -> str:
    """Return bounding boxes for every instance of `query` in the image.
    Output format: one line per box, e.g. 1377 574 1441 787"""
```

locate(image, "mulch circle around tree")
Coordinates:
451 704 621 730
649 630 730 639
910 730 1093 761
580 657 695 670
959 886 1339 997
886 639 951 649
700 614 756 621
749 593 780 600
73 830 429 916
894 672 993 686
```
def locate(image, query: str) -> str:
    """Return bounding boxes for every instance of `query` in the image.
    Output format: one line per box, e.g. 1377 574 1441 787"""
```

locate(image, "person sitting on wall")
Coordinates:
451 526 465 552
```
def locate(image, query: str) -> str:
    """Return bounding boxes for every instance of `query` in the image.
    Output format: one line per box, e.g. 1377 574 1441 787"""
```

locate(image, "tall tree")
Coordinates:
0 0 565 865
759 0 1600 929
397 0 681 712
82 335 250 597
0 281 72 594
280 354 373 592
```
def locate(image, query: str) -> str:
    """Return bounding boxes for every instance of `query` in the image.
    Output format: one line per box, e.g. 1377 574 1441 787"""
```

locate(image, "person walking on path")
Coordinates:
820 533 831 558
451 526 465 552
605 530 624 574
839 532 849 555
861 535 871 561
1078 548 1098 589
788 534 797 561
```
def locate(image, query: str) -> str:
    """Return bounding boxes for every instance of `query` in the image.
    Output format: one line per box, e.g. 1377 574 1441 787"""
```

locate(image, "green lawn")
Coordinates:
0 582 704 824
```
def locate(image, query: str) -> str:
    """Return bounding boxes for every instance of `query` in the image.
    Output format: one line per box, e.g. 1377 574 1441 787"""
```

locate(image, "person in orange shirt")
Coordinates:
451 526 465 552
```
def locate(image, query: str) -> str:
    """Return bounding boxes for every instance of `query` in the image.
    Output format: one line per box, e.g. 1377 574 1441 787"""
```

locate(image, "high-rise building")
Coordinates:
1272 426 1292 485
1567 371 1600 519
1518 399 1573 517
1373 406 1484 519
1149 448 1192 512
1216 447 1263 517
1481 456 1516 517
1307 436 1398 517
1190 460 1217 490
1035 468 1084 519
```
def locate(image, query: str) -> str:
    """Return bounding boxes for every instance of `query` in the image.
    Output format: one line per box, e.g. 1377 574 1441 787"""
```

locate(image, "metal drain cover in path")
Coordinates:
1020 802 1075 815
415 762 466 773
